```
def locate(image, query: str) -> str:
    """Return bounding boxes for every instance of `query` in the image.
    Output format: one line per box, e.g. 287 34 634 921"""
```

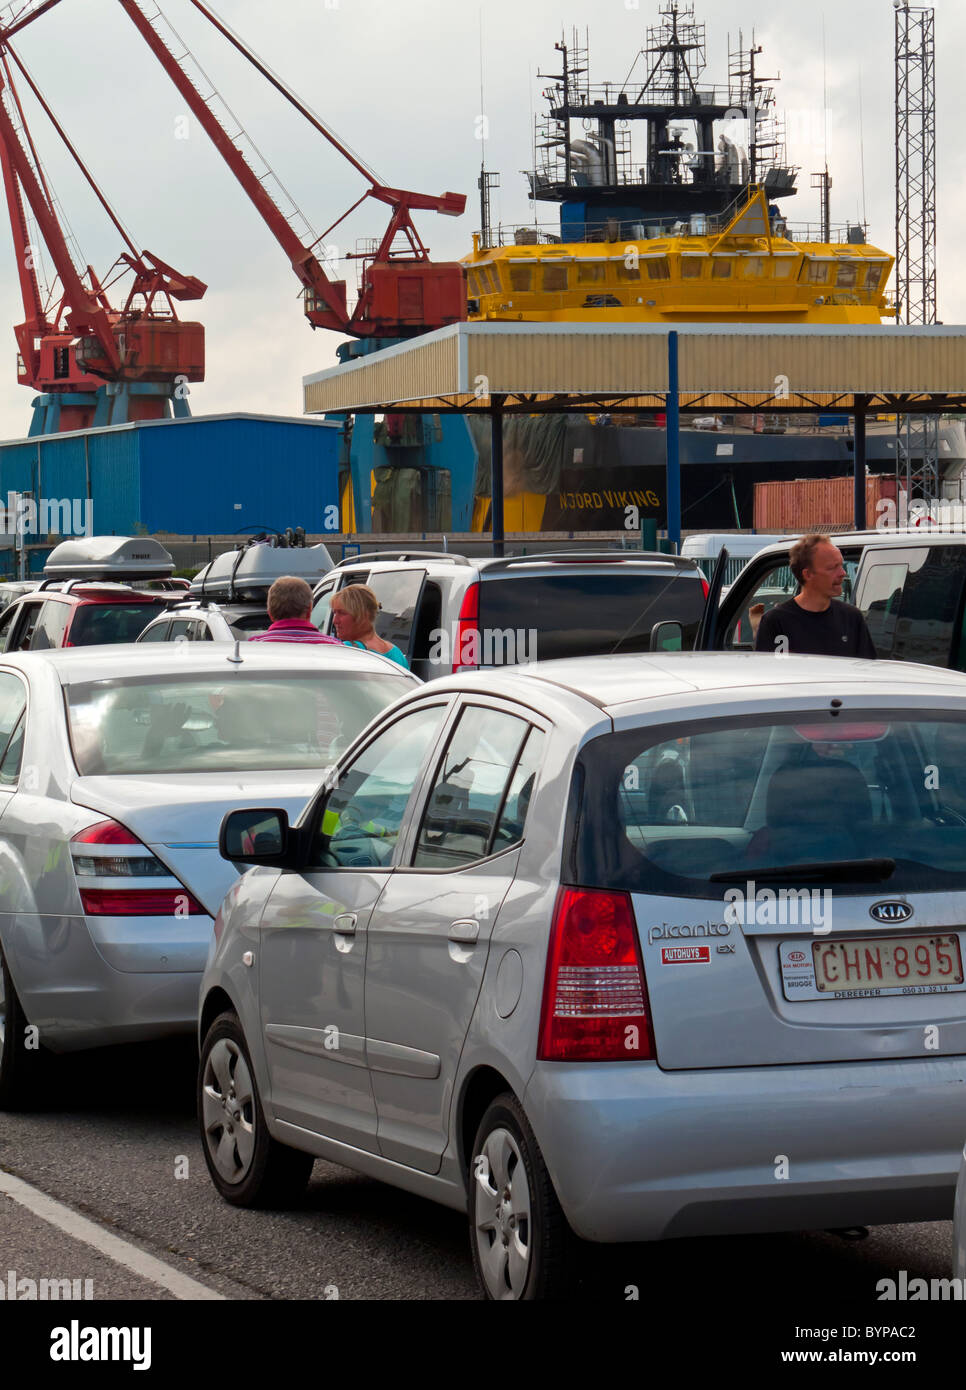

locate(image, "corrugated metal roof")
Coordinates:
0 411 339 449
302 322 966 414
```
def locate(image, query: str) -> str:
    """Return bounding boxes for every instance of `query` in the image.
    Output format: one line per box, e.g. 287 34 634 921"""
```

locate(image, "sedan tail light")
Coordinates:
71 818 205 917
78 888 206 917
537 887 654 1062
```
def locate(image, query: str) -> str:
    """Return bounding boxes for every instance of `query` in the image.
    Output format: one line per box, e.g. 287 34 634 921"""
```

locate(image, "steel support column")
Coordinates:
854 395 867 531
490 394 506 557
666 330 681 550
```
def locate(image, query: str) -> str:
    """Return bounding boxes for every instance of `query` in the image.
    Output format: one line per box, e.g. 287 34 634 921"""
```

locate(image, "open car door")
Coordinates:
694 547 730 650
366 567 428 665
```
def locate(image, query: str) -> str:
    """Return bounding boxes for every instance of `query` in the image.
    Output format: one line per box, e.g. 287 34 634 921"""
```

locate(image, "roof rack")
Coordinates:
334 550 472 567
169 597 222 612
37 577 161 595
477 551 698 572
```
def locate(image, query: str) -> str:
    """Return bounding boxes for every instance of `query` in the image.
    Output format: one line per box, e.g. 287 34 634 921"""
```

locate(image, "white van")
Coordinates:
681 534 788 589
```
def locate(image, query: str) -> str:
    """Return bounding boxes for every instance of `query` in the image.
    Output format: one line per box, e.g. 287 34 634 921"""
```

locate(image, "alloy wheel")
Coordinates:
472 1126 533 1299
201 1037 256 1184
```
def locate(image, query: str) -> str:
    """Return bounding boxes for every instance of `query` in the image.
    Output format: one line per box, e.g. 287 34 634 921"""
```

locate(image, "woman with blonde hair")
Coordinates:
330 584 410 669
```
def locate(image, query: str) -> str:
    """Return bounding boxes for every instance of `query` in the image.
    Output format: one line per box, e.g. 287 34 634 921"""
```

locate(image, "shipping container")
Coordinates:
753 475 901 531
0 413 340 540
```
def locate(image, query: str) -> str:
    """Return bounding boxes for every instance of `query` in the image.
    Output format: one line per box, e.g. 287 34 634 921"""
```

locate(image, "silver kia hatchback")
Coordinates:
201 653 966 1299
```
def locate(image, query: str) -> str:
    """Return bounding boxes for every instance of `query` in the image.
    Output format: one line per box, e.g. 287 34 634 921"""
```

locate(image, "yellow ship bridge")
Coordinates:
464 190 894 327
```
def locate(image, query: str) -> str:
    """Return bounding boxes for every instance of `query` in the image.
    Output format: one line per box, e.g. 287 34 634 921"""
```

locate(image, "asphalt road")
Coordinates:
0 1039 956 1304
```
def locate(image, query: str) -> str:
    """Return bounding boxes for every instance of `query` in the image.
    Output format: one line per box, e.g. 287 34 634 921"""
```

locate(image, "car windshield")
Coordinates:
69 604 160 646
570 711 966 898
66 671 408 774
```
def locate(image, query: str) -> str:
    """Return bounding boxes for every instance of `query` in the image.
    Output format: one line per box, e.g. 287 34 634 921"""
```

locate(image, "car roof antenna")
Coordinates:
227 640 243 665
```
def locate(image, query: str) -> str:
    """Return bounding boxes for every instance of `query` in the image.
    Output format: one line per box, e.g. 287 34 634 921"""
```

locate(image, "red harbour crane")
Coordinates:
0 3 206 432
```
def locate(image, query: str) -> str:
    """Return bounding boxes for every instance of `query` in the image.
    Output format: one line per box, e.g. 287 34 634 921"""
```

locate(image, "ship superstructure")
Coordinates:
464 3 894 325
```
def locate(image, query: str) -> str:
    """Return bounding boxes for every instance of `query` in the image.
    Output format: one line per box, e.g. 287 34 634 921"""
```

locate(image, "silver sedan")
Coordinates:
0 643 417 1108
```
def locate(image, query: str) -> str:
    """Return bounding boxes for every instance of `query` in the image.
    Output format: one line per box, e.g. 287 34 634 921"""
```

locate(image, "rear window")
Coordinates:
858 546 966 666
226 611 269 632
68 603 160 646
569 711 966 899
66 671 410 774
479 571 703 660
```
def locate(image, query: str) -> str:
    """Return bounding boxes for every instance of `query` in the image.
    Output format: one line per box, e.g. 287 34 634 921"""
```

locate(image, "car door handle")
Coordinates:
333 912 357 936
448 919 479 944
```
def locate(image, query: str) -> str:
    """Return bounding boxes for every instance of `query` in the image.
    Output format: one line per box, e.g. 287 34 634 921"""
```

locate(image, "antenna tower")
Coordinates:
895 3 939 505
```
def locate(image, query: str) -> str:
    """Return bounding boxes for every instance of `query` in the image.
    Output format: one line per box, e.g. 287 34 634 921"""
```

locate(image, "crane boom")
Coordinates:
0 121 45 333
118 0 349 332
186 0 382 193
118 0 467 337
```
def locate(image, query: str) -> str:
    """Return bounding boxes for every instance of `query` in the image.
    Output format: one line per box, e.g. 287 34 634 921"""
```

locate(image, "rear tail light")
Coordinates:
454 581 480 672
71 818 206 916
78 888 206 916
538 887 654 1062
72 820 141 846
700 573 710 599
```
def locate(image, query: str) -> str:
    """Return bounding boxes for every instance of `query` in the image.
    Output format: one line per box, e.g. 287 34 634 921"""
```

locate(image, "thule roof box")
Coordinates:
190 537 333 601
43 536 175 582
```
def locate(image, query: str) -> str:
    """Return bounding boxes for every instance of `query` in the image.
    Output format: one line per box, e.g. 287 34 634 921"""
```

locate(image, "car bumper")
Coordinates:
5 912 209 1052
524 1056 966 1243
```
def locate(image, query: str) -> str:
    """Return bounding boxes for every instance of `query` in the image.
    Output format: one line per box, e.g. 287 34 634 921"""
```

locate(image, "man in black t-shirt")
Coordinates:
754 533 876 658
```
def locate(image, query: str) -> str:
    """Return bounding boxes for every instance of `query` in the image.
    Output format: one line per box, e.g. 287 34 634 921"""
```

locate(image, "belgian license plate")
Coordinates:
779 934 965 1001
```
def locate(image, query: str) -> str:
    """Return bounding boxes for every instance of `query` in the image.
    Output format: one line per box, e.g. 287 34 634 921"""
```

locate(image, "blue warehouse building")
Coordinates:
0 413 340 539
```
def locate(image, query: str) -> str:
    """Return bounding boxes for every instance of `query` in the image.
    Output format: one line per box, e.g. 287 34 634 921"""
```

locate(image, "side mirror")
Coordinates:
650 621 683 652
219 808 300 868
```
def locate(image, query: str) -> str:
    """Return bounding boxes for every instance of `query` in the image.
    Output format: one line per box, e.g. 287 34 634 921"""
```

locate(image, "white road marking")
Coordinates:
0 1167 226 1301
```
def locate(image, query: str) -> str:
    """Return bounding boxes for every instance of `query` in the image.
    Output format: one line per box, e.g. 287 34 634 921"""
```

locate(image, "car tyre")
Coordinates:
198 1011 314 1207
0 948 41 1110
469 1091 577 1300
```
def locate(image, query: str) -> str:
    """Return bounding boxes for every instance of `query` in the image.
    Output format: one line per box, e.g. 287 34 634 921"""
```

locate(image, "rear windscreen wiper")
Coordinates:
711 858 896 884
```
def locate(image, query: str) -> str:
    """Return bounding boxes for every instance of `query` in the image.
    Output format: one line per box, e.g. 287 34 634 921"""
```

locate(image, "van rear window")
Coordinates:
479 573 703 660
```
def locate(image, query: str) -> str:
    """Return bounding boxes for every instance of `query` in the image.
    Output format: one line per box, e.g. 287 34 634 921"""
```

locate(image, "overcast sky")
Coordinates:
0 0 958 438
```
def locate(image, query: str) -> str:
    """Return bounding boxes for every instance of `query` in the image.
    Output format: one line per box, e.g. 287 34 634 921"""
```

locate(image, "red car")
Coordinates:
0 581 170 651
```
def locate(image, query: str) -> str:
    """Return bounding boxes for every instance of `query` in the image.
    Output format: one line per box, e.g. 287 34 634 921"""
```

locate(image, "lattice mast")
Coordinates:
895 3 939 503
